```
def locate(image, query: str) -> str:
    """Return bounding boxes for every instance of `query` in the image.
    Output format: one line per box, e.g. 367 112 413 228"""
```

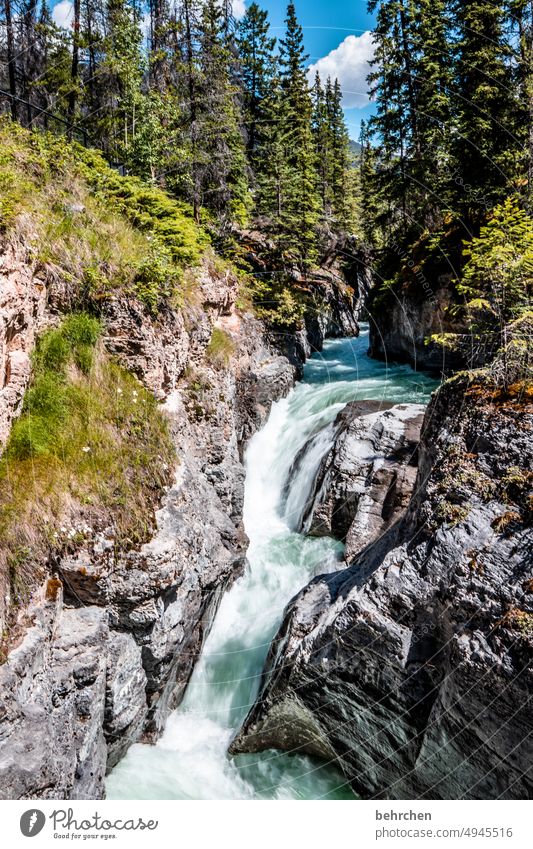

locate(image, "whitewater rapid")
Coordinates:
107 328 437 800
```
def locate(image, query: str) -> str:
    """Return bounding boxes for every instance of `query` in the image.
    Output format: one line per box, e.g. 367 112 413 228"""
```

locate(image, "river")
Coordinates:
107 326 438 800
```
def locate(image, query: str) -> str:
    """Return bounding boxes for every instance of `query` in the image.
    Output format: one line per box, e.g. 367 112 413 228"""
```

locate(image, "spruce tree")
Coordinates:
329 78 352 229
411 0 453 223
508 0 533 204
97 0 145 161
237 2 276 157
254 64 291 229
312 72 331 217
277 2 319 266
452 0 517 216
196 0 250 224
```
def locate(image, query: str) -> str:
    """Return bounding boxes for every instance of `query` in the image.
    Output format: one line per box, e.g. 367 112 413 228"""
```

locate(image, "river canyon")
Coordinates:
107 328 438 800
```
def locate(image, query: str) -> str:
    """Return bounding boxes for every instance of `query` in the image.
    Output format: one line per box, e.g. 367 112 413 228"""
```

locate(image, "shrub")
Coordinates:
0 120 210 313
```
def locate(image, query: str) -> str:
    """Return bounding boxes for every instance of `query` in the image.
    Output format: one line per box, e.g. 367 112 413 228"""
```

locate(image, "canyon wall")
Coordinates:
0 237 363 799
232 354 533 799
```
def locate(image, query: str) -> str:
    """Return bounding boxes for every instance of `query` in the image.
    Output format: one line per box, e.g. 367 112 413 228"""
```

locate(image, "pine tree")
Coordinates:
368 0 412 232
311 72 331 217
237 2 276 157
195 0 250 224
254 64 291 229
358 119 383 244
277 2 319 266
329 78 352 229
97 0 145 161
508 0 533 204
3 0 18 119
452 0 517 216
411 0 453 223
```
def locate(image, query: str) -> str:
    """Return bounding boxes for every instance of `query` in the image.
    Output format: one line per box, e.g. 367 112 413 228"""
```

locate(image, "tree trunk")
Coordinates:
4 0 17 120
67 0 81 135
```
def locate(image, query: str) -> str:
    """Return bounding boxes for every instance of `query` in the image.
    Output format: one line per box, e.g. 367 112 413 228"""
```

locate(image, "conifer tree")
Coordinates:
329 78 352 229
237 2 276 157
452 0 517 215
254 63 291 229
196 0 250 224
277 2 319 265
411 0 453 222
97 0 145 161
508 0 533 203
312 72 331 217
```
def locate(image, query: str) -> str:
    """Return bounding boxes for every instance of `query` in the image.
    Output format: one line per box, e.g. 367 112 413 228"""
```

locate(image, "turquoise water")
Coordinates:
106 327 438 800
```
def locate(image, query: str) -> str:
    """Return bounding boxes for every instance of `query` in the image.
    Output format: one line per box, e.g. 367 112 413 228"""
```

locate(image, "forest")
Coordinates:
0 0 532 346
0 0 354 263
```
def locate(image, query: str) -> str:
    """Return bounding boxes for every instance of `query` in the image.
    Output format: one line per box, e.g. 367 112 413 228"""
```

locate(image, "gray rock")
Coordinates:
368 277 465 372
231 373 533 800
298 400 424 560
0 605 108 799
0 249 362 799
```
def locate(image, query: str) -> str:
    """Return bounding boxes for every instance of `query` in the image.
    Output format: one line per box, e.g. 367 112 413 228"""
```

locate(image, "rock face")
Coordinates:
0 240 361 799
231 373 533 800
368 277 465 372
0 258 299 799
0 244 48 449
299 401 424 560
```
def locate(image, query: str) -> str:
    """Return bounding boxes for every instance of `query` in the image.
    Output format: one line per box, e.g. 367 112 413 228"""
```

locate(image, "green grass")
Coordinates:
206 327 236 368
0 315 175 628
0 118 209 313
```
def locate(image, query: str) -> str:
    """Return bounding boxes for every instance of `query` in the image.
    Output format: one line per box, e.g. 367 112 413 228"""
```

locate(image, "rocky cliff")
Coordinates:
368 275 466 373
298 400 424 560
0 249 294 799
0 230 364 798
231 348 533 799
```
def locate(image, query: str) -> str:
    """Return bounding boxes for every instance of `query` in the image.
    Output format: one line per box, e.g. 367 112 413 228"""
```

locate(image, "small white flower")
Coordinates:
132 390 138 397
117 388 123 395
82 446 91 453
132 398 138 404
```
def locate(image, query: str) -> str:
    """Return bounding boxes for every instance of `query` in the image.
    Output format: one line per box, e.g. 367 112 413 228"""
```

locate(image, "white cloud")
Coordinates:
231 0 246 20
52 0 73 29
307 32 375 109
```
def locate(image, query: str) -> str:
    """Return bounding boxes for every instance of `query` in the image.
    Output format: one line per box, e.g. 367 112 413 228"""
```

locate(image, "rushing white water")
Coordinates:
107 327 438 800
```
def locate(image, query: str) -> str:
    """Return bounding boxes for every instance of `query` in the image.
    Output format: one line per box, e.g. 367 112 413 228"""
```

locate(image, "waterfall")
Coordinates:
107 327 438 800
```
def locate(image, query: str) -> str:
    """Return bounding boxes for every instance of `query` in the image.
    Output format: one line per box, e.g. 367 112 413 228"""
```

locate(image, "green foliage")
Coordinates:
0 120 209 313
206 327 236 368
459 199 533 326
237 2 277 158
0 314 175 624
246 272 307 328
7 316 102 461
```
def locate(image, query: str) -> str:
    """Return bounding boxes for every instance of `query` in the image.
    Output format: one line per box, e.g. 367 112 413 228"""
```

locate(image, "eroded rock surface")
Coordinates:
0 244 48 449
231 373 533 800
299 401 425 560
0 260 299 798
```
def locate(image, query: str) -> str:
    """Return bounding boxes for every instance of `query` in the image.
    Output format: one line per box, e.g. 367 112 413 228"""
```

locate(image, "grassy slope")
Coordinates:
0 118 209 314
0 121 225 641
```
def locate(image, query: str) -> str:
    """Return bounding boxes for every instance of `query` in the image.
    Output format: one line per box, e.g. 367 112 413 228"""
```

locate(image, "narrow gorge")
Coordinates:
106 329 437 799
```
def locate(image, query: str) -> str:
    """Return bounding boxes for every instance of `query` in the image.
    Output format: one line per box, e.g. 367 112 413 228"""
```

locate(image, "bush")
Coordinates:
0 120 210 313
459 199 533 328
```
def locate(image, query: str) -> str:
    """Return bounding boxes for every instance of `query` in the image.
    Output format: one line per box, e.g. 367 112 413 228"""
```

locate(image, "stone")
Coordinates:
297 400 425 560
231 373 533 800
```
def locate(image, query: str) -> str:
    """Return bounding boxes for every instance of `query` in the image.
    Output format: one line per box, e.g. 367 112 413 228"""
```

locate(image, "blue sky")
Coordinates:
261 0 376 139
51 0 376 139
